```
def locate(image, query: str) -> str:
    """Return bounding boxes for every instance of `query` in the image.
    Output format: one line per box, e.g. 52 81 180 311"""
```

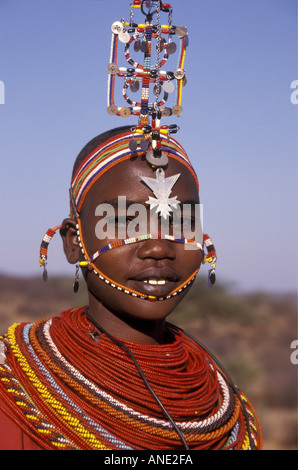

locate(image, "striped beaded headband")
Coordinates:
70 129 198 216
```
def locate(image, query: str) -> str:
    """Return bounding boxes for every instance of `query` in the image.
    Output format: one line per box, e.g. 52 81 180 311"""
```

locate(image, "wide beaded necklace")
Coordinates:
0 307 261 450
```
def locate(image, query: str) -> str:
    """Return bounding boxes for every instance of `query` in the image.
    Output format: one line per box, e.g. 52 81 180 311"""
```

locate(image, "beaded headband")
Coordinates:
39 0 217 296
71 130 198 216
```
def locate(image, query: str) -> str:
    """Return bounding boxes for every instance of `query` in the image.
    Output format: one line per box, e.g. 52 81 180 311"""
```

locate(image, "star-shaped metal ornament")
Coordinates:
141 168 181 219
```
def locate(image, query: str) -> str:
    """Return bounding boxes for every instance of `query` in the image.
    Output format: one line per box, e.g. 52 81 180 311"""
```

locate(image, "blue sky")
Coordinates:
0 0 297 293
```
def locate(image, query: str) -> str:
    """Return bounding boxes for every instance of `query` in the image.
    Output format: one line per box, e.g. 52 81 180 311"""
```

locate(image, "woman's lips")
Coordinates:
128 269 179 296
129 279 178 297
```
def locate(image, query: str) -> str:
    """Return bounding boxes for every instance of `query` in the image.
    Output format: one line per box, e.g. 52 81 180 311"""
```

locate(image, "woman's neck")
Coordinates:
87 294 167 345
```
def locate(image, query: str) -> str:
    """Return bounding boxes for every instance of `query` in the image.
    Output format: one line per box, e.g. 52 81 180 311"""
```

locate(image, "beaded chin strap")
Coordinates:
75 220 201 303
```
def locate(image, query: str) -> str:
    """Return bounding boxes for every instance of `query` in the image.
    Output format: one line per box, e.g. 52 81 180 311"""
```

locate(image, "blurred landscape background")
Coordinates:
0 273 296 450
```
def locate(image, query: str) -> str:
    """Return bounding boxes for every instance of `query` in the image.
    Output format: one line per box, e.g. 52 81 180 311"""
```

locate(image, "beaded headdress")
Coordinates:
107 0 186 157
39 0 217 299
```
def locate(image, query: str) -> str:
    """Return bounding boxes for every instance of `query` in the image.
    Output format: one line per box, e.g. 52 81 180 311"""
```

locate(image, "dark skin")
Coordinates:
61 156 202 345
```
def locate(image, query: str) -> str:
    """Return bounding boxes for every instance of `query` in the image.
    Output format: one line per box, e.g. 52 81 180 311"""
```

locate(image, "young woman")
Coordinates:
0 127 262 450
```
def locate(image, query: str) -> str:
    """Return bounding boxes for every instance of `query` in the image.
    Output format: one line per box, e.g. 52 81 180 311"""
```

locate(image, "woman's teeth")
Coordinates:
143 279 168 285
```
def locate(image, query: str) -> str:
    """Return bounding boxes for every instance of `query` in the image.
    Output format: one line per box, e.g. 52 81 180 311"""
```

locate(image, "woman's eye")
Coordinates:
114 216 134 227
183 217 196 230
169 216 196 229
114 217 126 227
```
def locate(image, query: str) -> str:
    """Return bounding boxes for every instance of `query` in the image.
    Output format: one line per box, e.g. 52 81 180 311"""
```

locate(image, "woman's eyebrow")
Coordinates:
98 198 144 208
178 199 200 207
97 199 200 209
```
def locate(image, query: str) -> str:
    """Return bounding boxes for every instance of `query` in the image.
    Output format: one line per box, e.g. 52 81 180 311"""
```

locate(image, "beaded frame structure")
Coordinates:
107 0 188 153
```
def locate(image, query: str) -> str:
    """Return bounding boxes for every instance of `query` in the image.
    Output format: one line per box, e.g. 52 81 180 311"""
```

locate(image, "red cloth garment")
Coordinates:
0 398 43 450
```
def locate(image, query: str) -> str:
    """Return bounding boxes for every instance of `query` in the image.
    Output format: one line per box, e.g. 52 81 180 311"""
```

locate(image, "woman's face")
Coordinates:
79 155 203 324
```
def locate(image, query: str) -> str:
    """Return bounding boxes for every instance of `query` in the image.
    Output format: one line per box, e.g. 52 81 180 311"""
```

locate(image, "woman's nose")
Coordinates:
137 238 176 260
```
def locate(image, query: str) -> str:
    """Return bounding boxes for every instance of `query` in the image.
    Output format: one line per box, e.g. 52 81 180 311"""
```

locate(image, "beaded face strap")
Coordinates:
89 234 203 264
76 217 201 303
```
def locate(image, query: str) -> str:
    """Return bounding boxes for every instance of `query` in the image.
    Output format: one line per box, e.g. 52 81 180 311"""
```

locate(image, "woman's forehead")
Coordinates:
84 156 199 208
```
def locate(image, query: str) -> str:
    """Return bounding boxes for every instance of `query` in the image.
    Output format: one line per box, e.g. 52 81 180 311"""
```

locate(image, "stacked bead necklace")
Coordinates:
0 307 262 450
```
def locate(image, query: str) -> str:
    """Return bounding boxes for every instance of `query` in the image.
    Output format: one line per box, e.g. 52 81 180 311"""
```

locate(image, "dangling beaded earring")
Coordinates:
73 264 80 293
207 266 216 288
39 225 62 282
202 234 217 287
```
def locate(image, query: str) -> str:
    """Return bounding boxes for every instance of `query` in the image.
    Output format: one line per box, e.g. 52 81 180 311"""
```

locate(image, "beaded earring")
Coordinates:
39 225 62 281
73 264 80 293
202 234 217 287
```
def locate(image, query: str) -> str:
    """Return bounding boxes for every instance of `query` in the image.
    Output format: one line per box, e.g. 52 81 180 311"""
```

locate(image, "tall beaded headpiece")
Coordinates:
107 0 187 166
105 0 216 285
39 0 217 296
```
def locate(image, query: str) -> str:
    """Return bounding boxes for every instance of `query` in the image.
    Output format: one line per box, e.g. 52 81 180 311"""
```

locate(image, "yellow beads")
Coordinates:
241 433 250 450
79 261 89 267
6 324 110 451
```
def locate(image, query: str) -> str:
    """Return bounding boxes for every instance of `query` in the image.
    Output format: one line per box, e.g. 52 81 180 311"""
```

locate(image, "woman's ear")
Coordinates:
60 218 80 264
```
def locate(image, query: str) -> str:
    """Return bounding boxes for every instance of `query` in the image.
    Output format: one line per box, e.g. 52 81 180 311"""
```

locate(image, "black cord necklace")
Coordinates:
85 308 190 450
85 307 255 450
